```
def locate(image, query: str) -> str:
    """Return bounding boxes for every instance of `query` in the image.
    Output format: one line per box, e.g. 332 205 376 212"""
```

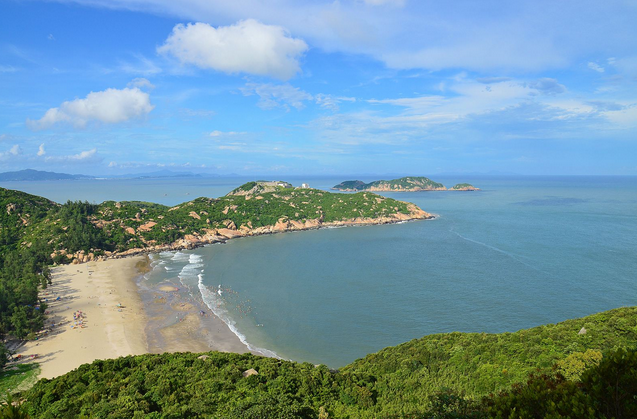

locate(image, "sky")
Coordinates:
0 0 636 176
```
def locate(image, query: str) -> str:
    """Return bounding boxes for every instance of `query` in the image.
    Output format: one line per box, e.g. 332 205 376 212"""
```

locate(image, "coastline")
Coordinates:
14 254 253 382
102 209 434 262
11 214 433 381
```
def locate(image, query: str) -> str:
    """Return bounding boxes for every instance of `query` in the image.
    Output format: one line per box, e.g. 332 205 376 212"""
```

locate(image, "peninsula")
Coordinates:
332 176 479 192
2 180 432 264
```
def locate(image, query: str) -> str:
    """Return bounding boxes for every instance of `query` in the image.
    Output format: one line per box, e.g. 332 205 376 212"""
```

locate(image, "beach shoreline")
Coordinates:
12 253 253 382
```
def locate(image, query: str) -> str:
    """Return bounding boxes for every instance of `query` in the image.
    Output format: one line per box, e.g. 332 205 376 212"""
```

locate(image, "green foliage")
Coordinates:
0 364 40 400
1 393 31 419
17 309 637 418
555 349 602 381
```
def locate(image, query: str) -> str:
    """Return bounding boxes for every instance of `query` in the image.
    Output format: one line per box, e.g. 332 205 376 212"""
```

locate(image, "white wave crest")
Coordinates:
197 276 280 359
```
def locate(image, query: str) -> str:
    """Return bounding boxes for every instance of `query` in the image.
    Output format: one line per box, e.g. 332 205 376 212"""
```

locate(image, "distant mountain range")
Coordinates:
0 169 232 181
0 169 95 181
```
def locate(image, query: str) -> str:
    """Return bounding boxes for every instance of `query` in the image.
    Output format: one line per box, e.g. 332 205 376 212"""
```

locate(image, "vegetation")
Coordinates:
332 177 448 191
14 307 637 418
0 364 40 401
0 184 422 367
3 184 636 417
20 184 418 254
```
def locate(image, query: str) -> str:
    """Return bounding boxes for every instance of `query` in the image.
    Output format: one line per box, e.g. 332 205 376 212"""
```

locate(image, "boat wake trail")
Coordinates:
450 229 551 276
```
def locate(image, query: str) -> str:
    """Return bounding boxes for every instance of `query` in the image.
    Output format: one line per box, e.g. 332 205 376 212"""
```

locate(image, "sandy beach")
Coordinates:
15 257 149 379
13 254 251 381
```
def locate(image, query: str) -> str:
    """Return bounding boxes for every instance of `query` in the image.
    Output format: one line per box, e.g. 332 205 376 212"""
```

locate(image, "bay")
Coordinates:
5 175 637 367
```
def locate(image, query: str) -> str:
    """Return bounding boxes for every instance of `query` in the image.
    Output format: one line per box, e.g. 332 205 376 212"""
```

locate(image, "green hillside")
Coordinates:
17 307 637 418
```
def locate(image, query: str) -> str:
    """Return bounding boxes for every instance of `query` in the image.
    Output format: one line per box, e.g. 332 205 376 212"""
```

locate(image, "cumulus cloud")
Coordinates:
241 83 313 110
38 0 637 73
158 20 308 80
45 148 98 162
527 78 566 95
27 86 154 130
37 143 46 156
588 62 605 73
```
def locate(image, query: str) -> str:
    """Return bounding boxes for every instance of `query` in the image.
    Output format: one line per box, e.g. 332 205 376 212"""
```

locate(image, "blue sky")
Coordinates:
0 0 636 176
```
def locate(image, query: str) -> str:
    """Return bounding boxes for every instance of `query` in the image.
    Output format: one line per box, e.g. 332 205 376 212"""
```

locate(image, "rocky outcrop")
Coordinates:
450 184 480 191
74 204 434 264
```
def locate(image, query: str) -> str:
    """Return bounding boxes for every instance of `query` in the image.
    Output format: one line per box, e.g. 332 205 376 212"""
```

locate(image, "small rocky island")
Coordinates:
332 177 479 192
449 183 480 191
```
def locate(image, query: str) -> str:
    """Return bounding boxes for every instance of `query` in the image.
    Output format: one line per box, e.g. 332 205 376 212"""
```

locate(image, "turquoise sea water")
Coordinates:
5 176 637 367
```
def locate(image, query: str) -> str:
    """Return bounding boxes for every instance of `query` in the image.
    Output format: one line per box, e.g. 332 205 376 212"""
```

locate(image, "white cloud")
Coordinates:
315 94 356 111
45 148 98 162
158 20 308 80
26 0 637 73
588 62 605 73
9 145 21 155
27 85 154 129
127 77 155 90
241 82 313 110
37 143 46 156
209 130 246 137
0 144 21 160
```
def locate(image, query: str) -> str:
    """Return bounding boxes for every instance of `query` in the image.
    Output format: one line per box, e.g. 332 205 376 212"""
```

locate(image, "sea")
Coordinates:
4 175 637 367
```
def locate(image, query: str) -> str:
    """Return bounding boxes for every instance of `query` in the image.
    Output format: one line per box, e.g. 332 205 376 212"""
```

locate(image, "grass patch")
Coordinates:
0 363 40 400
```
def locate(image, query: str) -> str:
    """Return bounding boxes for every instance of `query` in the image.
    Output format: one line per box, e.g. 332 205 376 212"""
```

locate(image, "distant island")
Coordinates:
0 169 95 182
332 176 479 192
0 168 234 181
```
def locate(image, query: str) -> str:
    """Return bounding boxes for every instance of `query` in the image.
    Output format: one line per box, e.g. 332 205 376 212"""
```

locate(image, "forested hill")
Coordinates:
332 176 479 191
4 181 431 264
18 306 637 418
